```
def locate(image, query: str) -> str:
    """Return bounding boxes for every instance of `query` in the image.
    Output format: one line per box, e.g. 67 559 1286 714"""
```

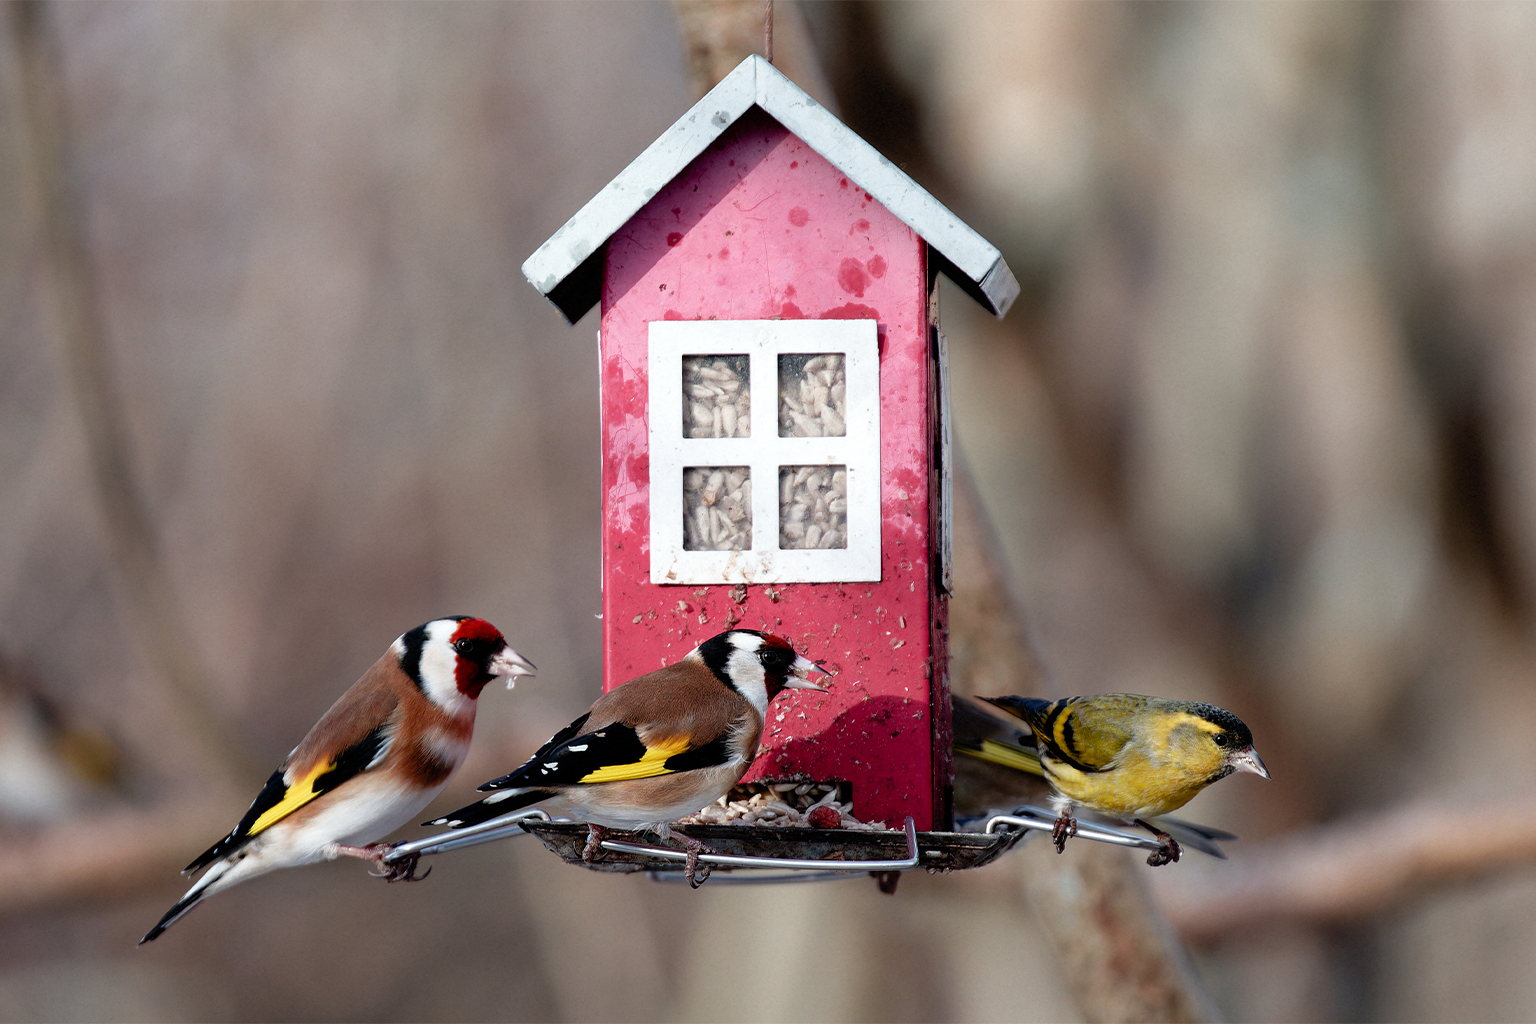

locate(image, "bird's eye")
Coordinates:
759 648 792 671
454 638 476 656
1212 732 1230 748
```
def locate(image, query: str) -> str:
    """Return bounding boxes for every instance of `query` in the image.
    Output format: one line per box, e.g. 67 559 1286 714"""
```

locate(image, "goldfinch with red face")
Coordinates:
981 694 1269 866
140 616 534 944
428 629 826 878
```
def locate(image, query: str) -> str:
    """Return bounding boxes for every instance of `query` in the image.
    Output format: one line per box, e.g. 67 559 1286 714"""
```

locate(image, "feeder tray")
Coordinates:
383 808 1039 888
520 818 1024 881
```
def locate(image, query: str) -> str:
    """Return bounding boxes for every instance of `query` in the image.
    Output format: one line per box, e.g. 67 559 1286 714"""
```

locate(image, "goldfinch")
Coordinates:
428 629 827 882
140 616 534 944
981 693 1269 865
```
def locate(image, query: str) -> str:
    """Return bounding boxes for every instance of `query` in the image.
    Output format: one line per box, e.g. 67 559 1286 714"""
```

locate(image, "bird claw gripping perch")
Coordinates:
341 843 431 882
376 853 431 883
1134 819 1182 867
681 836 714 888
580 822 713 886
1051 813 1078 854
581 824 611 863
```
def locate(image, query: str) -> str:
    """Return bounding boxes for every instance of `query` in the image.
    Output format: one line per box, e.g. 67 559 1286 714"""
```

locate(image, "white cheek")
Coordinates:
417 620 471 712
725 648 769 716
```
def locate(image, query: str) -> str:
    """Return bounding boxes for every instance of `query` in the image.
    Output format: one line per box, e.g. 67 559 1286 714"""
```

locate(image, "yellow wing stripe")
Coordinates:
249 760 332 835
578 735 692 785
956 739 1044 776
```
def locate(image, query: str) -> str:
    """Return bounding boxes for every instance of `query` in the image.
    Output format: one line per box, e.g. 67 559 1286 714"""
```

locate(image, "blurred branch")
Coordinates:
8 0 259 787
0 802 229 916
1156 792 1536 945
670 0 838 112
672 0 767 94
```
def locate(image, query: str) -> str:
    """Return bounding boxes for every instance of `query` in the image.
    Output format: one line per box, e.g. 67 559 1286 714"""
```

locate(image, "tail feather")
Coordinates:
979 694 1052 730
1154 814 1238 859
425 787 553 829
140 892 203 945
139 859 230 945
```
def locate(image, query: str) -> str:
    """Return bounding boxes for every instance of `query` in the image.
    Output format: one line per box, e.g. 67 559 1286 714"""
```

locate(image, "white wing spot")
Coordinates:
567 744 589 752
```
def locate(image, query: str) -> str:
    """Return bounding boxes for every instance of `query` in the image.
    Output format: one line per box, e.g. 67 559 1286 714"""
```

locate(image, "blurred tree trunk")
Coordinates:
8 0 257 788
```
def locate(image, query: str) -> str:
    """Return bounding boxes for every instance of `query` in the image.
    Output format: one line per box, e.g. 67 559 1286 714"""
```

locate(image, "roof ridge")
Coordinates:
522 55 1016 323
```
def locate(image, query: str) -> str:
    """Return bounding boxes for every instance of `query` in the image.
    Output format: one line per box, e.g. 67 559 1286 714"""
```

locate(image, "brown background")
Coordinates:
3 3 1535 1020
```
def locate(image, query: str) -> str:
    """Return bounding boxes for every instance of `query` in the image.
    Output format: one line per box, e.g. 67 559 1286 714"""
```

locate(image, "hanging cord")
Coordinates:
763 0 773 64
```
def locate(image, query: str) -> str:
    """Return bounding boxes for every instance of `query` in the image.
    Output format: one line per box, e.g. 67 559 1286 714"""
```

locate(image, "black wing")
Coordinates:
183 724 392 873
476 712 735 791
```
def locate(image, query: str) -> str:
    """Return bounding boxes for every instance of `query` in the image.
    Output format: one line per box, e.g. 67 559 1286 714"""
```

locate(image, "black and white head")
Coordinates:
692 629 828 716
394 616 536 713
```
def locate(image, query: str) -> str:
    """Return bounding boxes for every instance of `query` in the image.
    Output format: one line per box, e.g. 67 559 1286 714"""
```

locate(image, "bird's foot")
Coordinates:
581 824 612 863
647 822 712 887
337 843 431 882
1134 819 1182 867
1051 813 1078 854
679 834 714 888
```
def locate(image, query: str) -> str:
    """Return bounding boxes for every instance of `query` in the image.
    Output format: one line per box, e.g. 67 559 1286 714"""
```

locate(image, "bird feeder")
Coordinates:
516 55 1029 877
525 54 1014 842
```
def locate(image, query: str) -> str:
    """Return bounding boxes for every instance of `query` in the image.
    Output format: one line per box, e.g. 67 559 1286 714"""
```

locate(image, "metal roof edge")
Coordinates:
520 59 760 322
524 54 1016 322
749 58 1015 317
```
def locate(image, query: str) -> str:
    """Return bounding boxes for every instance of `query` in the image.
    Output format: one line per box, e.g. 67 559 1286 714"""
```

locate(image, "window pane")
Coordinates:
683 355 750 438
778 353 847 437
683 467 752 550
779 465 847 549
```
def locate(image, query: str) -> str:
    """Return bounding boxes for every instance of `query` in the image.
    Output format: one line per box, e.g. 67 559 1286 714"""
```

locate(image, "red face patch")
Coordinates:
758 632 797 656
451 617 506 696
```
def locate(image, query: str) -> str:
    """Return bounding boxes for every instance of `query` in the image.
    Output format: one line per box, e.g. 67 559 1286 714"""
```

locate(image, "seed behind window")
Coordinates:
684 466 752 550
780 465 847 549
683 355 751 438
779 353 847 437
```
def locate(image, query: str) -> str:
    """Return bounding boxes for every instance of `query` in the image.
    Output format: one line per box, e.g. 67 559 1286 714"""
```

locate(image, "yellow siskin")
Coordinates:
951 696 1239 859
978 693 1269 866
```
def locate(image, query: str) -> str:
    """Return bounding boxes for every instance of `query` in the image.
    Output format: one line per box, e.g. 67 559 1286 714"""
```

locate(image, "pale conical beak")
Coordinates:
785 655 831 692
491 648 537 689
1230 745 1270 779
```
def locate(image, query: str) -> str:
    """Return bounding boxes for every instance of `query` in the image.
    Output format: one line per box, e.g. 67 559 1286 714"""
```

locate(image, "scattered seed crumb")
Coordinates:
677 782 880 831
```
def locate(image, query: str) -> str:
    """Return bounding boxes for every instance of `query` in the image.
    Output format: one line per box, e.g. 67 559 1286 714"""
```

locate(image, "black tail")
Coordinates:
979 695 1053 729
1155 815 1238 859
139 890 203 945
424 788 553 829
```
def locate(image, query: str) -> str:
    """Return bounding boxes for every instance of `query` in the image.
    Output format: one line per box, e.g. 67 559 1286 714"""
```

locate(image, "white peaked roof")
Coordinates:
523 54 1018 323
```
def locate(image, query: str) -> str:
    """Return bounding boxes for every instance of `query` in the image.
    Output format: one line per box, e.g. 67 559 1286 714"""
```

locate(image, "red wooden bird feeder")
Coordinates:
519 55 1020 869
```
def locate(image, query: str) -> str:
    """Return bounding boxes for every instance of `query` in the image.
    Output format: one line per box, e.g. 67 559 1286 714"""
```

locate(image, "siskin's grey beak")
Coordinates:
1230 745 1270 779
491 647 538 689
785 654 831 692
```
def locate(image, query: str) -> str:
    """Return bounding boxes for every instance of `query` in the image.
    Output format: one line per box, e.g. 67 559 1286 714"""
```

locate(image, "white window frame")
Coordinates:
648 319 881 585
